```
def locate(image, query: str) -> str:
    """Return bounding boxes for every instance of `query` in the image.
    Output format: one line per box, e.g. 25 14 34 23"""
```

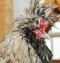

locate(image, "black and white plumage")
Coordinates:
14 0 60 63
21 26 53 63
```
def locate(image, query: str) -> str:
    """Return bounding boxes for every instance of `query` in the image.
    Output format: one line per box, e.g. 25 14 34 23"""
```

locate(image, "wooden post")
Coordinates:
0 0 13 42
